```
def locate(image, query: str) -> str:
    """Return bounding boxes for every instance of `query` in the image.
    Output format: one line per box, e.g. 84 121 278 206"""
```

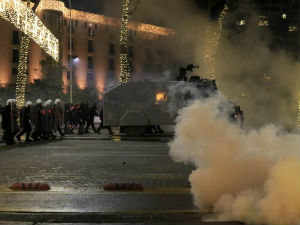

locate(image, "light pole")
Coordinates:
68 0 73 103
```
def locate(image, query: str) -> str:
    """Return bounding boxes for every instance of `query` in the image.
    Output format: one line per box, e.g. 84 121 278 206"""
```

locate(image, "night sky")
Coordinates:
66 0 225 17
30 0 226 21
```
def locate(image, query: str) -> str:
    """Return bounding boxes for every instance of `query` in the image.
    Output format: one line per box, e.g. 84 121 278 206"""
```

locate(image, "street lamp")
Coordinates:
68 0 73 103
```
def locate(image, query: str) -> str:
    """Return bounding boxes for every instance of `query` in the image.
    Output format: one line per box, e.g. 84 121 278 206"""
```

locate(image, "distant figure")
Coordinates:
16 101 33 143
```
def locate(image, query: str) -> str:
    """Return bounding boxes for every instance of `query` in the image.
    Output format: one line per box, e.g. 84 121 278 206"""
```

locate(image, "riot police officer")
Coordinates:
2 99 19 145
16 101 33 142
31 99 43 141
85 104 98 133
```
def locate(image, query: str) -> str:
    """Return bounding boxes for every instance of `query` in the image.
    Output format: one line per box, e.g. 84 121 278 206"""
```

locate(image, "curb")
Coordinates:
0 212 244 224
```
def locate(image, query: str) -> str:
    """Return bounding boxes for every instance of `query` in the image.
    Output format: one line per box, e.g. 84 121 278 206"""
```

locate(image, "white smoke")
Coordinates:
167 82 202 116
169 94 300 225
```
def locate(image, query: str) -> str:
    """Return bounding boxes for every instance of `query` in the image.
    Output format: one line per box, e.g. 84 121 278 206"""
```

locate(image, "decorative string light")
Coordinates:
297 98 300 129
204 4 228 80
0 0 59 61
16 34 30 108
15 0 31 108
36 0 175 37
119 0 131 83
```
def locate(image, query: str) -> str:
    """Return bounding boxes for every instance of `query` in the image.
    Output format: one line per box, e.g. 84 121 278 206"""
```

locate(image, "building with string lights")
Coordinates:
0 0 175 94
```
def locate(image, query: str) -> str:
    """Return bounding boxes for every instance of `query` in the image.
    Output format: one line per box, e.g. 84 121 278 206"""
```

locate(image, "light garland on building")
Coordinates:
119 0 131 83
0 0 59 61
16 34 30 108
36 0 175 37
204 4 228 80
297 98 300 129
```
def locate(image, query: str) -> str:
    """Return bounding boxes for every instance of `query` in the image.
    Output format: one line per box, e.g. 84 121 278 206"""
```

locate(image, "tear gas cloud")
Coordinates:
169 94 300 225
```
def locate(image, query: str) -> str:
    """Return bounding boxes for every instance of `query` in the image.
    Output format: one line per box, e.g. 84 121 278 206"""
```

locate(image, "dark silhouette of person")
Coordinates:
97 109 113 135
16 101 33 142
2 99 19 145
85 104 98 133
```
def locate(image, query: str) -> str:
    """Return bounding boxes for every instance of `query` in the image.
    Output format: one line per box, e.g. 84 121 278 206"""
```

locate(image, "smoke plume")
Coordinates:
211 5 300 129
169 94 300 225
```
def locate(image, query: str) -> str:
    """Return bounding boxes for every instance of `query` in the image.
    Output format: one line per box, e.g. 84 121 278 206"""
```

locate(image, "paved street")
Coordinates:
0 131 243 224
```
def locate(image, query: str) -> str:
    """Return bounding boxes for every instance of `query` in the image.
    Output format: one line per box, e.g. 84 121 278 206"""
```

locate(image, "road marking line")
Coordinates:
42 146 72 149
52 154 169 157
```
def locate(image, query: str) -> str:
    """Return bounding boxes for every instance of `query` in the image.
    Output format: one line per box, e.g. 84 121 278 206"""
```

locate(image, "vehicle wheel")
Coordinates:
124 126 146 137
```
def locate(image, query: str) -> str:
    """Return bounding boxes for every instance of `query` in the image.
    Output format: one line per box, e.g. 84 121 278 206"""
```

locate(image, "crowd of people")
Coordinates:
0 99 113 145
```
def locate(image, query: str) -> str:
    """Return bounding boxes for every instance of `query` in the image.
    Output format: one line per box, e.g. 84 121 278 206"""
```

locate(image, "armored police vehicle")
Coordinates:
103 65 243 136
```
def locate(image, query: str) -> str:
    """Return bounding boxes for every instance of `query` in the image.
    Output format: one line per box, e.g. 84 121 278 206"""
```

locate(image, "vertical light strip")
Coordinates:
204 4 228 80
15 33 30 108
297 98 300 129
119 0 131 83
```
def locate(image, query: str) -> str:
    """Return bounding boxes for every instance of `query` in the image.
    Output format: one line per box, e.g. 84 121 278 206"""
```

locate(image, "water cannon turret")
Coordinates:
177 64 199 81
186 64 199 72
